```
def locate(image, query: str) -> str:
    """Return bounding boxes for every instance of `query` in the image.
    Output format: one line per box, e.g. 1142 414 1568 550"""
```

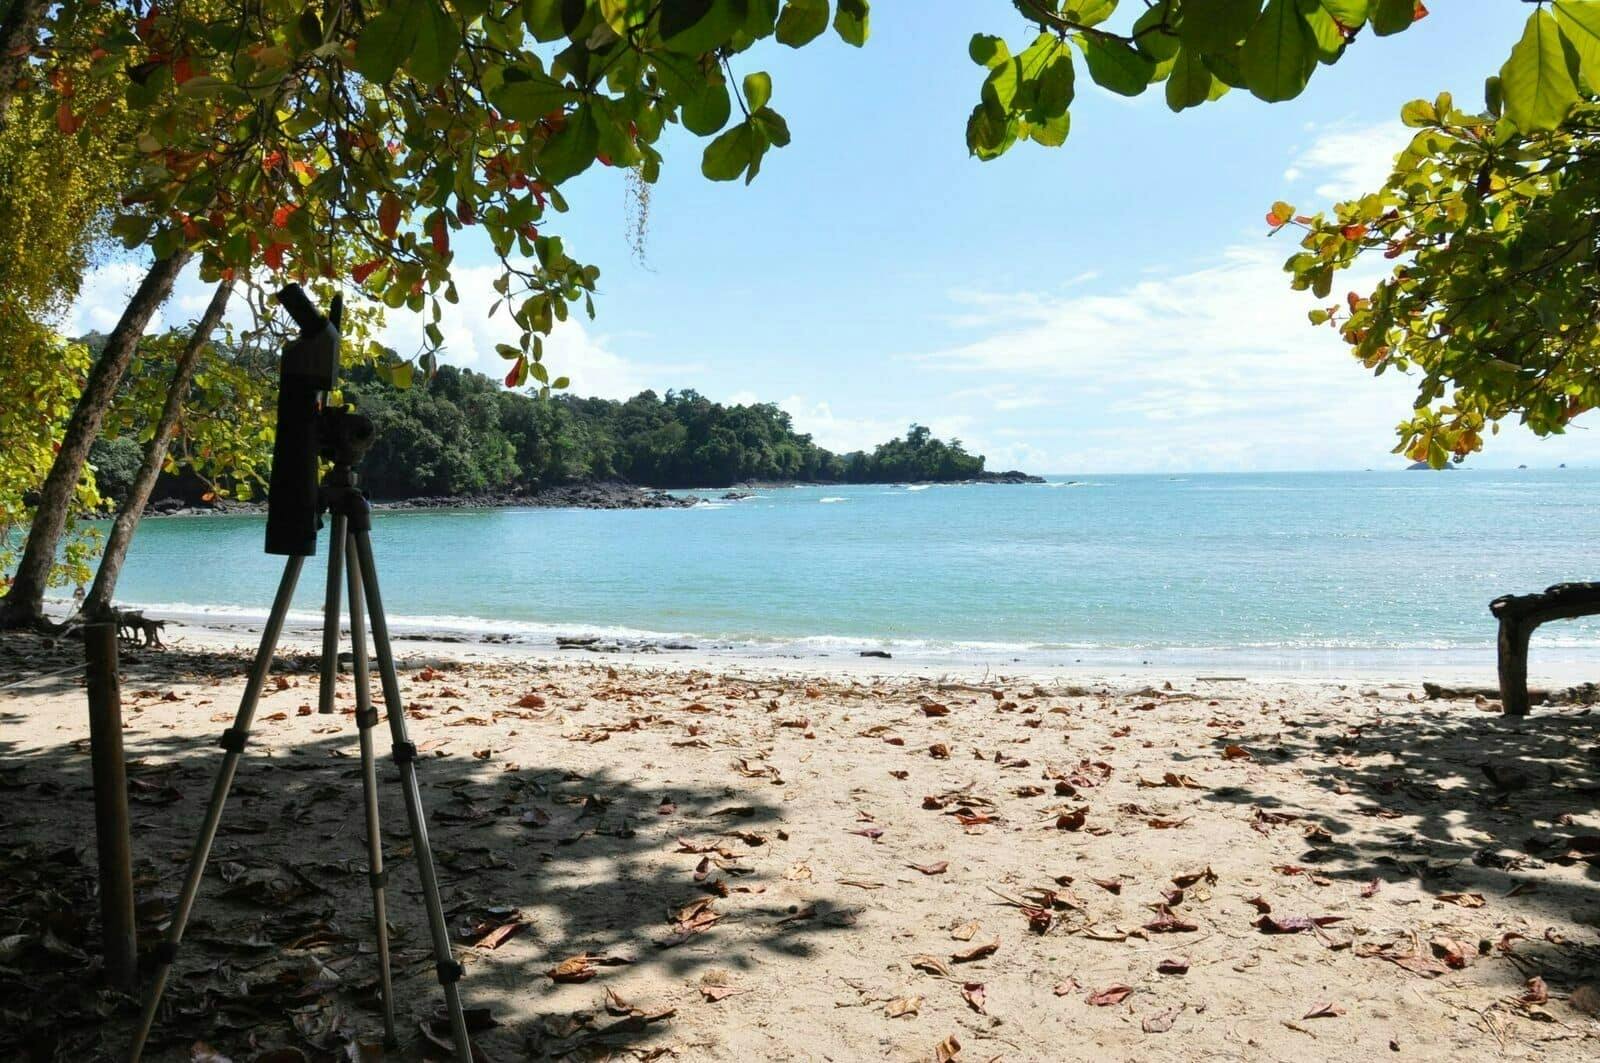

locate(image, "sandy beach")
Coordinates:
2 627 1598 1062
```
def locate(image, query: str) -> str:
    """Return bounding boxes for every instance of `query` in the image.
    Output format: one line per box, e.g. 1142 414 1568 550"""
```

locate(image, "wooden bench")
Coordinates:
1490 582 1600 715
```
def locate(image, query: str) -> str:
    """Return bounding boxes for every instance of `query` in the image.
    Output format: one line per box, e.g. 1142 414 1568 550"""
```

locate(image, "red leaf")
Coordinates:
351 258 384 285
505 358 523 388
1254 914 1343 934
1086 984 1133 1006
379 192 401 237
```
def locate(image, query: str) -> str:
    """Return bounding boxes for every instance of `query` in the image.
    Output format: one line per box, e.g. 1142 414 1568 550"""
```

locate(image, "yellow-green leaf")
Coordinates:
1500 8 1580 131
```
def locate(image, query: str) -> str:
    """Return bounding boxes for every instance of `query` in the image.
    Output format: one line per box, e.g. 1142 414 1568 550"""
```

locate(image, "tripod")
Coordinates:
128 453 473 1063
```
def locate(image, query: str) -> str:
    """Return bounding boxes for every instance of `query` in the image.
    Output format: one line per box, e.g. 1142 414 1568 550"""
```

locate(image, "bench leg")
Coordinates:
1497 619 1532 717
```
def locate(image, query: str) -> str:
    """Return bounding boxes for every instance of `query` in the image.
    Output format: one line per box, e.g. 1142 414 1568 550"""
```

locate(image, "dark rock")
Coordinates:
972 469 1047 484
859 650 892 659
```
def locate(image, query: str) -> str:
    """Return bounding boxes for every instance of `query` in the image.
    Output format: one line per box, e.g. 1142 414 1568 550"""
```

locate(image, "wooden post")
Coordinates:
84 622 137 991
1496 617 1531 717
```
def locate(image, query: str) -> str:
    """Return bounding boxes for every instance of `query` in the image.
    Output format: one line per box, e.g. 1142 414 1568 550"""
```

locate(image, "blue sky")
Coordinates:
69 2 1599 472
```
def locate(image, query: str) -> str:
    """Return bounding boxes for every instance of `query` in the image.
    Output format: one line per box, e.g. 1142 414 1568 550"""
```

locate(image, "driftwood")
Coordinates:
1489 582 1600 716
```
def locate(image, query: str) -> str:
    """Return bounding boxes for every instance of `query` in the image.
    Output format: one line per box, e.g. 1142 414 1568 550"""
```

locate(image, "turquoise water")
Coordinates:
93 469 1600 671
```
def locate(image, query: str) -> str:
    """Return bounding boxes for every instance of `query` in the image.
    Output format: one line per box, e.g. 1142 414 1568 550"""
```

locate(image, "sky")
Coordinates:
64 2 1600 474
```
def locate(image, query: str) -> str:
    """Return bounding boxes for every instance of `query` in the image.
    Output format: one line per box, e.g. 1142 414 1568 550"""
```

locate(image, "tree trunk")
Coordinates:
0 0 48 122
82 281 231 621
0 250 191 629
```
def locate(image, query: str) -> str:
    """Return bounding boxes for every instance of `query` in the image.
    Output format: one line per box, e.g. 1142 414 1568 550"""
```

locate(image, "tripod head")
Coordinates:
264 284 363 557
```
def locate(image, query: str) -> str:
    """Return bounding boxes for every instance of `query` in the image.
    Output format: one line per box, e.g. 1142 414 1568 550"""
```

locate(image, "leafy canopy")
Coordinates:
34 0 876 393
1277 2 1600 465
28 0 1446 394
964 0 1429 160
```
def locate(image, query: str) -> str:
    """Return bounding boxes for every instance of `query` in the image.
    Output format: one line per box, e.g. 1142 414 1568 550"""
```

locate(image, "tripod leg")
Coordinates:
345 532 398 1046
350 530 473 1063
129 557 306 1063
316 515 346 714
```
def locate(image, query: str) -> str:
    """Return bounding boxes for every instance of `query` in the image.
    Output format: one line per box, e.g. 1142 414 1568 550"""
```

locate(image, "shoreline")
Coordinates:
79 604 1600 689
114 472 1049 519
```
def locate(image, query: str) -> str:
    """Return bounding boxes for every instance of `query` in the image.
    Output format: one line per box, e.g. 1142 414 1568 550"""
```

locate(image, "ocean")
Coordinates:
90 468 1600 677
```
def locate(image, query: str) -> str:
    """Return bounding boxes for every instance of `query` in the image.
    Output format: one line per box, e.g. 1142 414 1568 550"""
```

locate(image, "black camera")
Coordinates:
264 284 351 557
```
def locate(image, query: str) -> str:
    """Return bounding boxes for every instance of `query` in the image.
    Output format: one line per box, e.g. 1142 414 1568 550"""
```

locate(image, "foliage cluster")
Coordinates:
1274 1 1600 464
295 366 989 497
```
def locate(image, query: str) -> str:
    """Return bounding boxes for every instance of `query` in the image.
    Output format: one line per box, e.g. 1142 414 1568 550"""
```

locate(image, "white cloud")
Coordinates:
912 237 1597 473
1283 120 1412 201
776 396 972 455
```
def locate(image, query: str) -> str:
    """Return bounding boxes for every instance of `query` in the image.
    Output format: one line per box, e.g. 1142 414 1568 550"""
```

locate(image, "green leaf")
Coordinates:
1369 0 1417 37
702 120 756 180
1178 0 1261 53
981 57 1024 116
661 0 741 54
1500 8 1580 131
488 69 579 120
1165 46 1214 111
965 104 1016 160
833 0 868 46
1031 51 1075 118
523 0 585 41
681 79 732 134
1398 97 1436 127
969 33 1009 69
1062 0 1115 25
776 0 828 46
1078 36 1155 97
1024 110 1070 147
408 0 461 86
353 3 421 83
1132 3 1180 62
1554 0 1600 90
752 106 790 146
1303 6 1348 63
743 70 772 110
1240 0 1313 102
539 107 600 183
1318 0 1368 25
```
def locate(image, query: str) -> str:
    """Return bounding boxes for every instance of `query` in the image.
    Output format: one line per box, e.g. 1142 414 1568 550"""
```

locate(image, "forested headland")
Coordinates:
88 359 1038 507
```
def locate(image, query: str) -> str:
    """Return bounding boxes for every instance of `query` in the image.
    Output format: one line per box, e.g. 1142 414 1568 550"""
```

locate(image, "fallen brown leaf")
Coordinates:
1086 984 1133 1006
884 995 922 1019
951 939 999 963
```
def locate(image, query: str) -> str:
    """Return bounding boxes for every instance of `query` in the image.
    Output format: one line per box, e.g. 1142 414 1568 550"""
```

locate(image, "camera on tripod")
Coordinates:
264 284 375 557
132 284 474 1063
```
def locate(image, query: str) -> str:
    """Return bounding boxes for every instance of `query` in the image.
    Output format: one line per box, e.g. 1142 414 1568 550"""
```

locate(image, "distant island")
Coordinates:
89 363 1041 512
